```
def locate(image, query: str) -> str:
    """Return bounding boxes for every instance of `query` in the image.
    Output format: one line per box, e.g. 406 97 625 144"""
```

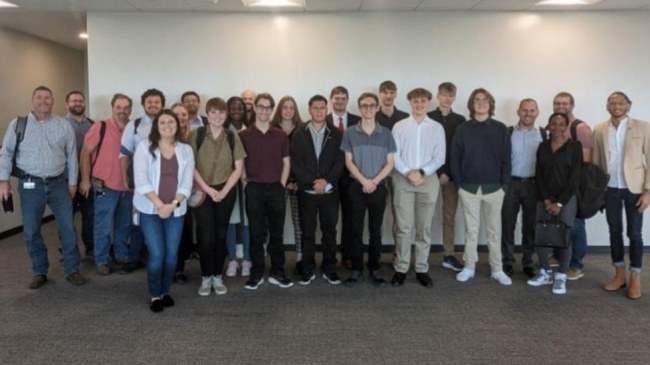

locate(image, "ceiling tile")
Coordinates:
7 0 70 9
124 0 193 11
185 0 247 11
591 0 650 10
472 0 538 11
417 0 481 11
361 0 422 11
63 0 137 11
305 0 363 11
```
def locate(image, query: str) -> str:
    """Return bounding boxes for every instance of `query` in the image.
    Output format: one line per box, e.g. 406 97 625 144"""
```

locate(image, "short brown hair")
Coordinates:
32 85 53 97
407 88 432 101
467 88 496 119
330 86 349 98
205 97 227 113
111 93 132 108
254 93 275 108
554 92 575 106
379 81 397 93
438 82 457 96
357 93 379 106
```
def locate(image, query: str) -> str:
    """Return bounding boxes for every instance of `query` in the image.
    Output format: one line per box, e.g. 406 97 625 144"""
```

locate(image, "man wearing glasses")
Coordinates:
340 93 396 287
451 88 512 286
239 93 292 290
391 88 446 288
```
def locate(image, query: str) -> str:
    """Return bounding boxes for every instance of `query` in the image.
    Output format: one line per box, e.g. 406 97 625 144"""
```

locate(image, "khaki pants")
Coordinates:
458 187 504 272
440 181 459 256
392 173 440 273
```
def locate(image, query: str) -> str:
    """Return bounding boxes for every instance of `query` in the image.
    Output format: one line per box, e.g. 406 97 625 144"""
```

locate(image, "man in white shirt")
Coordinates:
391 88 446 288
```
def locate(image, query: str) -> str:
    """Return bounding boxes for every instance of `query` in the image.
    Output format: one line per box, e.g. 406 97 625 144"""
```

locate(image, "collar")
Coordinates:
308 121 329 135
609 117 629 130
353 121 382 135
470 118 492 125
332 112 348 121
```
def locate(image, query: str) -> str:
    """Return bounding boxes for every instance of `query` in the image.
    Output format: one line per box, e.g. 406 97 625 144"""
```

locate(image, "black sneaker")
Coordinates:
244 277 265 291
174 272 188 284
294 261 303 276
269 275 294 288
391 272 406 287
150 298 164 313
345 271 362 287
298 273 316 286
442 255 463 272
504 264 514 277
161 294 175 307
322 272 342 285
369 271 387 287
416 273 434 288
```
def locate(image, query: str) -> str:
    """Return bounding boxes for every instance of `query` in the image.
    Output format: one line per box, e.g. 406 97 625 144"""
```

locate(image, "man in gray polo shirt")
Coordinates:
0 86 85 289
340 92 396 287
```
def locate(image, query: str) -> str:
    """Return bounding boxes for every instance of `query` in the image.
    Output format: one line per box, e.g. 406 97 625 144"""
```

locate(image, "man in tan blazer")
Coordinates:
592 91 650 300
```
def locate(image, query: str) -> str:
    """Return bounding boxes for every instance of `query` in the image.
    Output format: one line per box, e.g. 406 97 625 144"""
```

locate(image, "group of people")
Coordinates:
0 81 647 313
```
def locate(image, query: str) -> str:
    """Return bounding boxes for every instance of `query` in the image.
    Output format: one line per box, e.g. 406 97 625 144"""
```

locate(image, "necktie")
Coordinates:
338 117 344 133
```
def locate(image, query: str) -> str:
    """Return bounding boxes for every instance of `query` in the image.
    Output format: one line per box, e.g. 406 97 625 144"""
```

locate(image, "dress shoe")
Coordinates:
66 272 86 286
523 267 536 279
150 298 164 313
29 274 47 290
162 294 175 307
603 266 627 292
344 271 362 286
369 271 387 287
391 272 406 287
416 273 434 288
628 271 642 300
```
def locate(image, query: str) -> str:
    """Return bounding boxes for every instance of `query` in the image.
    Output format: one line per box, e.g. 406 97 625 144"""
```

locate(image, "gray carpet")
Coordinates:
1 221 649 365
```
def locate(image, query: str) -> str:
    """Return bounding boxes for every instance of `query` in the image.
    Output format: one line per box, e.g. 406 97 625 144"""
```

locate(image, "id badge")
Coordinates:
23 178 35 190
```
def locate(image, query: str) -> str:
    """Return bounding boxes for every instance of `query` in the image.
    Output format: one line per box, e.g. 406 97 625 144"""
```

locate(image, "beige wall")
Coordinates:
0 26 86 234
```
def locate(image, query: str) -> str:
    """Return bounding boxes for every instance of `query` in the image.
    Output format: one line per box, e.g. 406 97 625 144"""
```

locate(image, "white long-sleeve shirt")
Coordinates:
392 116 446 176
133 140 194 216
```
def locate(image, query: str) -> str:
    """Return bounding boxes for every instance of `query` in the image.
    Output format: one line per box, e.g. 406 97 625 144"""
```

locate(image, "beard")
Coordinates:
70 106 85 116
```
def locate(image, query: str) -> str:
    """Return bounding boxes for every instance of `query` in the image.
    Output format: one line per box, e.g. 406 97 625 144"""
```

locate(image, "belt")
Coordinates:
23 173 65 184
512 176 535 183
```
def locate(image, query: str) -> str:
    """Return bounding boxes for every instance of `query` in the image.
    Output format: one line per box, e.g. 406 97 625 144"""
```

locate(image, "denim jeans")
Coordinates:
74 191 94 256
569 218 587 270
93 187 132 266
140 213 184 298
18 176 80 276
129 224 146 262
227 223 251 261
605 188 644 270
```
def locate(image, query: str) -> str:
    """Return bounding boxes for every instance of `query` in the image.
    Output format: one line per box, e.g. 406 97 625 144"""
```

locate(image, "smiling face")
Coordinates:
242 90 256 112
32 90 54 116
331 92 349 115
157 113 178 139
553 95 574 115
207 108 227 128
281 99 296 121
409 96 430 118
66 93 86 117
143 95 163 118
172 105 189 129
548 114 568 139
182 94 199 116
112 97 132 124
229 99 245 122
517 100 539 128
472 92 490 117
255 98 274 124
358 96 378 121
607 94 631 120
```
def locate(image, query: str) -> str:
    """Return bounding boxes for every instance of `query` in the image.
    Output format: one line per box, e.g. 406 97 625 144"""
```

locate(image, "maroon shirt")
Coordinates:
158 154 178 204
239 124 289 183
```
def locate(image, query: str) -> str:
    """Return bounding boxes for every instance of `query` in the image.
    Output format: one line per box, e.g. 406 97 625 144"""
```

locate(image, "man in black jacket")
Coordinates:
292 95 345 285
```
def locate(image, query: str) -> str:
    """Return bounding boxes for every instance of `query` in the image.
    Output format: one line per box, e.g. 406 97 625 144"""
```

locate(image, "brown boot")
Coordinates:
627 271 642 300
603 266 627 292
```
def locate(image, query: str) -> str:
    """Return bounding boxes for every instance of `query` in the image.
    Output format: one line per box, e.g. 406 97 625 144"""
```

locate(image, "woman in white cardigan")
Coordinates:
133 109 194 313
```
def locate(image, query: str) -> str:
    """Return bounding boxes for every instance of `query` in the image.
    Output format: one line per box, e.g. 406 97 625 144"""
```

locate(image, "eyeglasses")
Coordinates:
359 104 378 110
473 98 490 105
255 105 273 113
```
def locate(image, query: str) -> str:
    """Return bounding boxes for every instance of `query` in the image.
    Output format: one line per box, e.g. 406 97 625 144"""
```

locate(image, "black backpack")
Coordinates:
10 116 28 178
507 125 548 142
90 121 107 178
566 142 609 219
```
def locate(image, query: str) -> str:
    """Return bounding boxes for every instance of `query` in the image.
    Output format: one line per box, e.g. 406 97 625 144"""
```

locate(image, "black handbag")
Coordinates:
535 217 570 249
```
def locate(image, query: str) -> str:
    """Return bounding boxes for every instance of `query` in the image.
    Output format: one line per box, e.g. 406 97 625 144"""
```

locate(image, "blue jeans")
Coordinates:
129 224 146 262
227 223 250 261
570 218 587 270
605 188 644 270
18 176 80 276
93 187 132 266
140 213 184 298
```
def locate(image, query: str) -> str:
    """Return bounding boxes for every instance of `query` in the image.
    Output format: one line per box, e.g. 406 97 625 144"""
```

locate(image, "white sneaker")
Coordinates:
226 260 239 277
527 269 553 287
491 271 513 286
553 273 567 295
241 260 252 277
456 268 475 282
212 275 228 295
198 276 213 296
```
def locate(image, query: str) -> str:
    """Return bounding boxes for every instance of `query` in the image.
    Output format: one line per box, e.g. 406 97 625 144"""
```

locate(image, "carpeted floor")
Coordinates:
1 221 649 365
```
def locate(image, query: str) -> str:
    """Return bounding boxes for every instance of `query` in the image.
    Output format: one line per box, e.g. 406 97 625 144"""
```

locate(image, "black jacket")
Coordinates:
291 122 344 192
326 112 361 129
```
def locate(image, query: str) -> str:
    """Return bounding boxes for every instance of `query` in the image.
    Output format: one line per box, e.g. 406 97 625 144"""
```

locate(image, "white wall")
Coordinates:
87 11 650 247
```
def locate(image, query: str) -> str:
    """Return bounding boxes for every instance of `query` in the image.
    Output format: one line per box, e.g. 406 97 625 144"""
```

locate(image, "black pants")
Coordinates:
74 191 94 256
299 191 339 276
176 208 194 272
194 184 236 277
338 173 354 262
246 182 286 279
605 188 644 269
349 181 387 272
501 180 537 269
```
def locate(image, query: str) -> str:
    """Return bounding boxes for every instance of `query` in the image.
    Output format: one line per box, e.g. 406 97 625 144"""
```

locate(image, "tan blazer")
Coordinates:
592 117 650 194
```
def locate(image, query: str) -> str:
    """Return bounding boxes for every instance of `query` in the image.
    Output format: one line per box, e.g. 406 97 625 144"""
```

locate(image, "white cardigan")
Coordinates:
133 140 195 216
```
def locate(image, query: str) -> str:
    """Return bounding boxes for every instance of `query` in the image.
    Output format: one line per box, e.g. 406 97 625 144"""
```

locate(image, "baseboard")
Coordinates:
0 215 55 240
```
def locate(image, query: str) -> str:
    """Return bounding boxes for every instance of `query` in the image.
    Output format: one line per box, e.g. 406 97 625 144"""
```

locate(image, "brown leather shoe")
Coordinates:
97 264 111 276
603 266 627 292
29 274 47 290
627 271 642 300
66 272 86 286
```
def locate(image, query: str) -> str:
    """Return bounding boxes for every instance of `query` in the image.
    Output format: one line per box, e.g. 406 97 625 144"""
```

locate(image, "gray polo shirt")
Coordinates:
0 112 78 184
66 113 94 158
340 122 396 180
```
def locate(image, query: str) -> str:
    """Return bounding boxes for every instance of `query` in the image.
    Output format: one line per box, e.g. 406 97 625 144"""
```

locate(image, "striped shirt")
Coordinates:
0 112 78 184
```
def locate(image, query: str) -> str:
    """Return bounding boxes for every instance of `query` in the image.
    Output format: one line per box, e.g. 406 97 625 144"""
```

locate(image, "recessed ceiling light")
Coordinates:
246 0 302 8
79 33 89 39
0 0 18 8
536 0 600 5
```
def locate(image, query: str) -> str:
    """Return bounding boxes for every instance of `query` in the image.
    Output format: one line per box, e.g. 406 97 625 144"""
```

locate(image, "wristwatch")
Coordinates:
172 200 180 208
556 202 563 208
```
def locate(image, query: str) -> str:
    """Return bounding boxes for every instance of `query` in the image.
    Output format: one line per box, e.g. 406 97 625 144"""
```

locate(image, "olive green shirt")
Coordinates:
189 128 246 186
